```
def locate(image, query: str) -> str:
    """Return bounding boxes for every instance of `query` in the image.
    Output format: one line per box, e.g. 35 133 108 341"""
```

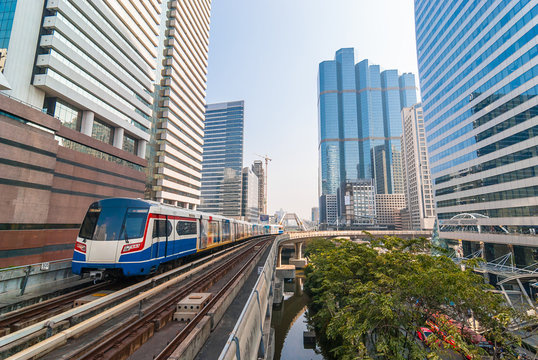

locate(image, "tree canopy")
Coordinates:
304 236 529 360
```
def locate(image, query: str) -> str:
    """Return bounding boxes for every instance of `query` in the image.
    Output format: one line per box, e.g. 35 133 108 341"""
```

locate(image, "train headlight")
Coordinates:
75 242 86 253
121 242 142 253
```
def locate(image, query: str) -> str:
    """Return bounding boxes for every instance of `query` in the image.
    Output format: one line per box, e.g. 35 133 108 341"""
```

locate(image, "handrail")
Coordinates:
0 259 72 273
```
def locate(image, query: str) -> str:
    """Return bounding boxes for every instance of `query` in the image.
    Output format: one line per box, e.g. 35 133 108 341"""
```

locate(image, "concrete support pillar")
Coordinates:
80 110 94 136
297 242 303 259
113 127 124 149
277 246 282 267
137 139 147 159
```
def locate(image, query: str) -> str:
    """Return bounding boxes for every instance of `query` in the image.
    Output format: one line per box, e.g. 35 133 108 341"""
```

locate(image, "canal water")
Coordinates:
271 271 327 360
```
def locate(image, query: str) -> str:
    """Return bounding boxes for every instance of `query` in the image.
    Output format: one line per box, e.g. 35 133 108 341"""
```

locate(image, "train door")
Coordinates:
152 217 171 258
223 220 230 243
199 219 208 250
164 215 169 257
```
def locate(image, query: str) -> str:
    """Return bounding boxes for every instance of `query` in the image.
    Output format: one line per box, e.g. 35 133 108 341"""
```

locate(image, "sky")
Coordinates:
205 0 420 219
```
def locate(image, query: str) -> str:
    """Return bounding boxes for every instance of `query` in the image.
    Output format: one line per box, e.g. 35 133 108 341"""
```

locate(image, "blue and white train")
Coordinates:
72 198 283 278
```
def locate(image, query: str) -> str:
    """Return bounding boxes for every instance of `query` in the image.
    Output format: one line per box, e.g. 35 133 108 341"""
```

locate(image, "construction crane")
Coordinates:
255 154 272 215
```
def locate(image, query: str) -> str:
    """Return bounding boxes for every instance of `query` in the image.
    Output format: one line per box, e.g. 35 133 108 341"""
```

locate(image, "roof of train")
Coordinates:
91 198 277 227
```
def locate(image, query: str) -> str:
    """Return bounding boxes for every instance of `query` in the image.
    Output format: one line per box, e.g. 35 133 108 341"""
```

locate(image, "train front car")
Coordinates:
72 198 152 279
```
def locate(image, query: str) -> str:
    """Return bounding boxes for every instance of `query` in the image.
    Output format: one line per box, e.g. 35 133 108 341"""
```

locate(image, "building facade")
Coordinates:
0 0 161 266
319 194 338 228
199 101 244 217
151 0 211 209
2 0 157 155
415 0 538 265
401 104 436 230
252 160 265 215
318 48 418 198
241 166 259 222
339 179 377 227
375 194 407 229
311 207 320 224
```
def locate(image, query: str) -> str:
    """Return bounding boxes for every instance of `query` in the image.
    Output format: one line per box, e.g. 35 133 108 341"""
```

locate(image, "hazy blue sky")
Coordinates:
205 0 419 219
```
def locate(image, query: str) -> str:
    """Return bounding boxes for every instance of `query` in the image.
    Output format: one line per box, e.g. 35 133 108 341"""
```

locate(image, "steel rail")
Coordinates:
73 237 271 360
154 237 272 360
0 241 246 350
0 282 111 332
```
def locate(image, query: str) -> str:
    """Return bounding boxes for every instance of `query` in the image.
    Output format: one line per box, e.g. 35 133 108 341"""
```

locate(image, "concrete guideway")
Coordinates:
219 230 432 359
0 241 252 359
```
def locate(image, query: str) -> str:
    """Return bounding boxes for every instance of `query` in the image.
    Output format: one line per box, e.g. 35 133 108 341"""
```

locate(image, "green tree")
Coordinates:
304 236 529 360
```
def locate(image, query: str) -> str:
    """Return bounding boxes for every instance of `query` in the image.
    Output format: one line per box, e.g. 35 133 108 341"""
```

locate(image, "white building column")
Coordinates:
113 127 124 149
80 110 94 136
137 139 147 159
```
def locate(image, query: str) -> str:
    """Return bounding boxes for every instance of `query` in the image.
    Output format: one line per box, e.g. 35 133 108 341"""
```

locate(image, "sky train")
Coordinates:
72 198 283 278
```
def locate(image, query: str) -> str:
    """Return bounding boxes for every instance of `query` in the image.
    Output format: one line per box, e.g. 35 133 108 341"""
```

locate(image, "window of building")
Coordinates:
92 119 114 144
48 98 81 131
0 0 17 70
122 133 137 154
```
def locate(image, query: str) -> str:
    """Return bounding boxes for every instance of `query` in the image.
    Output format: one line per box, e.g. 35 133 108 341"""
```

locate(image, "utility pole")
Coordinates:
255 154 272 215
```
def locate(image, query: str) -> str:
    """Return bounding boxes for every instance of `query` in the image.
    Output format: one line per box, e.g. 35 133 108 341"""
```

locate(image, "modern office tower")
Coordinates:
318 48 417 199
375 194 406 229
241 166 259 222
311 207 320 223
319 194 338 228
415 1 538 265
0 0 160 266
252 160 265 215
199 101 244 217
339 179 377 227
401 104 436 230
152 0 211 209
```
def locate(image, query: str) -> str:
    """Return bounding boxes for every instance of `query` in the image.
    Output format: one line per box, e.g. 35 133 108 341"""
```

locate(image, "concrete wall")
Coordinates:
0 94 147 267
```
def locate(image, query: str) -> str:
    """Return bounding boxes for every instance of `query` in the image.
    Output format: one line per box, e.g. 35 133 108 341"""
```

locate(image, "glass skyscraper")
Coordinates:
199 101 244 217
415 0 538 264
318 48 417 197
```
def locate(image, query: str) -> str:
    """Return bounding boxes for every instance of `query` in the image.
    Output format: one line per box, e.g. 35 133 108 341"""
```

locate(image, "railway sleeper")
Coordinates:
153 307 175 331
11 303 73 332
104 322 155 360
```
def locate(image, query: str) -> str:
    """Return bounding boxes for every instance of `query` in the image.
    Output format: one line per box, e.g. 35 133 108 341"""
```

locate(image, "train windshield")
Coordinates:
79 205 148 241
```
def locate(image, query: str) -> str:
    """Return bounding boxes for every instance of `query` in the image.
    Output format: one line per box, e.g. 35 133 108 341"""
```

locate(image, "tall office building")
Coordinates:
318 48 417 197
2 0 157 152
241 166 259 222
199 101 244 217
339 179 377 227
319 194 338 228
152 0 211 209
0 0 160 266
311 207 320 224
401 104 436 230
252 160 265 215
415 1 538 265
375 194 406 229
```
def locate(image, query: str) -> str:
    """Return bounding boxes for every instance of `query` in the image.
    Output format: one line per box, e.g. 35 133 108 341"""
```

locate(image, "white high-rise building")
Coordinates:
1 0 160 158
401 104 436 230
242 166 259 223
152 0 212 209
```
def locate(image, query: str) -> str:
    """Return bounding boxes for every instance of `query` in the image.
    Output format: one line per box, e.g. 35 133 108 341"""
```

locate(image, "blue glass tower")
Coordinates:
199 101 244 217
0 0 16 51
415 1 538 264
318 48 417 197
